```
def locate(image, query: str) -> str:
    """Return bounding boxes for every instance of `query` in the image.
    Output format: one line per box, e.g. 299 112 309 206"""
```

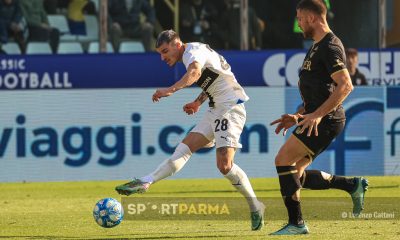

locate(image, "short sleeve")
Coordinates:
323 43 346 76
182 49 207 70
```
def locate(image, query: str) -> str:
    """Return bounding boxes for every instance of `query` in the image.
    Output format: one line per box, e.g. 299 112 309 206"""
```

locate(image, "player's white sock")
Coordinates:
140 143 192 184
224 163 260 212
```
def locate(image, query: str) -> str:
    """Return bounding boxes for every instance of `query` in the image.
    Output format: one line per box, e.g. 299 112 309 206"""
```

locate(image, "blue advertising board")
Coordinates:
0 50 399 182
1 49 399 90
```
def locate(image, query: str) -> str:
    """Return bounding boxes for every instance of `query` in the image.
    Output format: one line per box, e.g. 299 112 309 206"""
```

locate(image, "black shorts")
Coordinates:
292 119 345 160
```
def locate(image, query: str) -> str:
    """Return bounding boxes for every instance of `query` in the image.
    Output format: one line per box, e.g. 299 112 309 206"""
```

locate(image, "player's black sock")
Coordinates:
276 166 304 225
300 170 330 189
300 170 355 193
284 196 304 226
330 175 356 193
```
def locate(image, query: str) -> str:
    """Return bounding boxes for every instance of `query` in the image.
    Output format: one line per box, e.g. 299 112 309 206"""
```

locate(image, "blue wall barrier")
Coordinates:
1 49 399 90
0 50 399 182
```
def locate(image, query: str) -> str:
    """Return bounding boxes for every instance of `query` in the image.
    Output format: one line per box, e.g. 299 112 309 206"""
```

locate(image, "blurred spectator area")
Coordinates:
386 0 400 48
1 0 399 55
154 0 400 50
0 0 147 54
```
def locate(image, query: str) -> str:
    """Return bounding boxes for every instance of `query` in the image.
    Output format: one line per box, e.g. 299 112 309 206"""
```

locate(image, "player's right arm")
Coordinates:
152 61 202 102
168 61 202 93
183 91 208 115
270 105 305 136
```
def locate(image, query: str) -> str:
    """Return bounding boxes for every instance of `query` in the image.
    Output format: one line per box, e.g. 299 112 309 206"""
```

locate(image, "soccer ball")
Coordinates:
93 198 124 228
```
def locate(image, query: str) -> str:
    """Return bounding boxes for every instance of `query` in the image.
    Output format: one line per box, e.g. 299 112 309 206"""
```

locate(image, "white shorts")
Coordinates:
191 103 246 149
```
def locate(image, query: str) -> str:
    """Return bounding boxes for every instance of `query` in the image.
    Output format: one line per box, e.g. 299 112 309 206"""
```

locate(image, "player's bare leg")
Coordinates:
115 132 210 195
217 147 265 231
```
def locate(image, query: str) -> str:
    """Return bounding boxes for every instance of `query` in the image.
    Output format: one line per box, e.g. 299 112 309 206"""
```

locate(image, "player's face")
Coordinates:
156 40 181 67
296 9 314 39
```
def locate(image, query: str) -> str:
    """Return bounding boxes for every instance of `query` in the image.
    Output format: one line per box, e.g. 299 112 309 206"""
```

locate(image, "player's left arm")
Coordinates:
152 61 202 102
314 69 353 117
183 91 208 115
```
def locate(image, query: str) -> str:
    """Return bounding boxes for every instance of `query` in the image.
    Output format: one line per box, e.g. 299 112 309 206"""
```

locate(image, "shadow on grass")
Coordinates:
145 184 399 195
0 232 253 240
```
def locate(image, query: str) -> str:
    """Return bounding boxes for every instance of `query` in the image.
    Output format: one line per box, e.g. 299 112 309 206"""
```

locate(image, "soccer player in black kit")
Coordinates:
269 0 368 235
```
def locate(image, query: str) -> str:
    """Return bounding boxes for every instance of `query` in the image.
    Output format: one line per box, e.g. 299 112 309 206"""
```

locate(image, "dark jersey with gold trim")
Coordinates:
298 32 346 121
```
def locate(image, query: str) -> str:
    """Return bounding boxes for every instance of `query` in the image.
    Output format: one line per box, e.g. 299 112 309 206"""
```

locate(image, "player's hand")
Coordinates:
183 101 200 115
297 113 322 137
270 114 299 136
152 88 173 102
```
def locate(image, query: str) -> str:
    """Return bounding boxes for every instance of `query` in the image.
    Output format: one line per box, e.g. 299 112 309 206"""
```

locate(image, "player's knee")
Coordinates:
216 147 233 174
275 152 288 166
296 163 308 177
217 162 232 175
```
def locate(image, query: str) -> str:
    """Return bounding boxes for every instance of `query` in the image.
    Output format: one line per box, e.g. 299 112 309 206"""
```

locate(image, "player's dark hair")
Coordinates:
296 0 327 17
345 48 358 58
155 30 180 48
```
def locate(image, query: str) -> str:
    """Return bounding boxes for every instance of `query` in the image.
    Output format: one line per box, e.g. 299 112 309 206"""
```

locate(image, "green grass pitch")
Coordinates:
1 176 399 239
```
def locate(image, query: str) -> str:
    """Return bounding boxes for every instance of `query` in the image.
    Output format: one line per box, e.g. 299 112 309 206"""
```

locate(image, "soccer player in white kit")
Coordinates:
115 30 265 230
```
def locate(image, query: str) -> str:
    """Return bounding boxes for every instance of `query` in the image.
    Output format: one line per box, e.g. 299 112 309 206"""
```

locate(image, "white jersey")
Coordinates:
182 42 249 106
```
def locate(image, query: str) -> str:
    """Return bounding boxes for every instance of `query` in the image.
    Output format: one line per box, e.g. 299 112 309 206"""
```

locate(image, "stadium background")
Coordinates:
0 0 399 182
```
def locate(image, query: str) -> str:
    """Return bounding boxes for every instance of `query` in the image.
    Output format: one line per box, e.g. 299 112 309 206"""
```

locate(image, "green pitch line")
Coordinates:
0 176 399 239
